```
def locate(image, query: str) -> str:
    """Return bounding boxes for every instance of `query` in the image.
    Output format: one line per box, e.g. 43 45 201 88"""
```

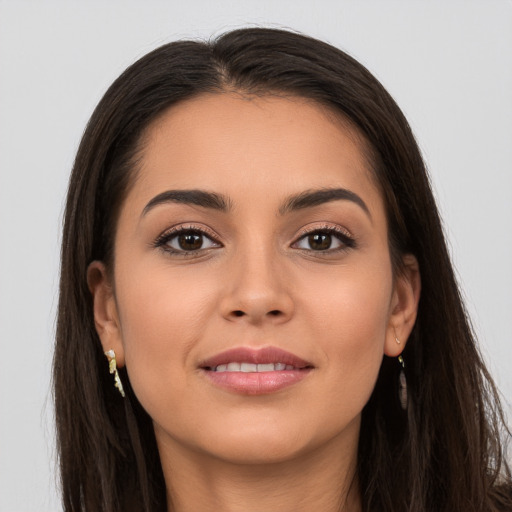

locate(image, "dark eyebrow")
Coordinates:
141 187 370 219
278 188 371 218
142 189 232 216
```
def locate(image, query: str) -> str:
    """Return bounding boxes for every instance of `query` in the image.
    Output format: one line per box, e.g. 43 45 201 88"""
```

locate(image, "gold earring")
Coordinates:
104 349 125 397
395 329 401 345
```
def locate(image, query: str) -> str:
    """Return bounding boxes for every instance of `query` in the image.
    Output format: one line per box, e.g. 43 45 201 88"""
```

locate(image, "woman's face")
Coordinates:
91 93 419 466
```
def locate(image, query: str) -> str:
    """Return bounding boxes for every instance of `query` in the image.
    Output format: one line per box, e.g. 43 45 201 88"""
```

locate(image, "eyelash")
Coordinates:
153 224 356 257
153 224 221 257
293 225 356 254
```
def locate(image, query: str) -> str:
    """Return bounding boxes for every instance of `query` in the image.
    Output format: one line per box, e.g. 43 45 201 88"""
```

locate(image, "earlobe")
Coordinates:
384 254 421 357
87 261 125 367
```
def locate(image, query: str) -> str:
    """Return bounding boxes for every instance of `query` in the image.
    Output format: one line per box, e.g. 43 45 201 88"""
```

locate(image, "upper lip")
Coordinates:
199 346 313 370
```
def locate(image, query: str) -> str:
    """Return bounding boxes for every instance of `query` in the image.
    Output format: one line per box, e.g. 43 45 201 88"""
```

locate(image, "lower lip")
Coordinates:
202 369 312 395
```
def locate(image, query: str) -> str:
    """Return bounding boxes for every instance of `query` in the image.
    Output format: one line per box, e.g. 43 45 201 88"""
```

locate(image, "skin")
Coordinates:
88 93 420 512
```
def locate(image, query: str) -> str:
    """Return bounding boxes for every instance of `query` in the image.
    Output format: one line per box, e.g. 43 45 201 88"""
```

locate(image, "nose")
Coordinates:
219 245 294 326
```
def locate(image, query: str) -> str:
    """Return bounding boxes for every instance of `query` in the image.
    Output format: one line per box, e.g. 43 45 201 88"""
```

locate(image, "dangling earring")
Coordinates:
398 354 407 410
104 349 125 397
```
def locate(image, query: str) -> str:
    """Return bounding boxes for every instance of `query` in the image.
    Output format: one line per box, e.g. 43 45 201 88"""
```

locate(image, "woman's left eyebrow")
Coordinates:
278 188 371 219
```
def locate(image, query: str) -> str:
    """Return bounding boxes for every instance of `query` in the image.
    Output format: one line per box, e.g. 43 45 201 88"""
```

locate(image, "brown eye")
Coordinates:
293 228 355 253
308 233 332 250
177 232 203 250
158 229 220 253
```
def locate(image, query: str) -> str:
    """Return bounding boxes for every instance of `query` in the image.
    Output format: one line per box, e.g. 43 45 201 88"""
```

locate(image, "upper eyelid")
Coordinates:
293 224 354 240
157 224 221 242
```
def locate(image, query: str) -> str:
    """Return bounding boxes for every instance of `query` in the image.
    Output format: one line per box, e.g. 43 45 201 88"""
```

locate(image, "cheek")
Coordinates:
298 260 393 402
115 263 219 412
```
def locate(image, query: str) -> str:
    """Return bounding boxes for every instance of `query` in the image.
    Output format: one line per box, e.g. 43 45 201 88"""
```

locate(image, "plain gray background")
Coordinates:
1 1 511 510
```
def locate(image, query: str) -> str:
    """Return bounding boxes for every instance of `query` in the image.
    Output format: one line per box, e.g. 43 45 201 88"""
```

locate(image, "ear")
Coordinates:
384 254 421 357
87 261 125 367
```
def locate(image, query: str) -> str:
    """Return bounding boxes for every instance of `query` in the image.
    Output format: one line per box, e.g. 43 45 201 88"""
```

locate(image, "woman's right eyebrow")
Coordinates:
141 187 371 220
141 189 232 216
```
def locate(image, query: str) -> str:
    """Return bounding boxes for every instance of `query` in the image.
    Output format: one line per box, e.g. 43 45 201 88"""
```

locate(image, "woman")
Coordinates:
54 27 512 511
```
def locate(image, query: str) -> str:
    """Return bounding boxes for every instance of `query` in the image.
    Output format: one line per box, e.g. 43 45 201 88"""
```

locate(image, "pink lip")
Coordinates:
199 346 314 395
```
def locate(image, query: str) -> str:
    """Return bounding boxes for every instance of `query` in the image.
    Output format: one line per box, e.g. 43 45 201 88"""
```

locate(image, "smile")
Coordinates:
210 362 302 372
200 347 313 395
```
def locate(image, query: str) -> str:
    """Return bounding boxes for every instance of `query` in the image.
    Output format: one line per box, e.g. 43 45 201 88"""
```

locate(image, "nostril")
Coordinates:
229 309 285 320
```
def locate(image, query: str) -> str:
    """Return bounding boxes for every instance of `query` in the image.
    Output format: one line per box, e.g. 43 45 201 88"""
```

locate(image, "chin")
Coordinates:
203 435 312 466
188 414 359 467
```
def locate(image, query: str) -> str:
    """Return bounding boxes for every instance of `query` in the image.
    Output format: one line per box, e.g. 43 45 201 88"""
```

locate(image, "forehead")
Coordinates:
129 93 383 216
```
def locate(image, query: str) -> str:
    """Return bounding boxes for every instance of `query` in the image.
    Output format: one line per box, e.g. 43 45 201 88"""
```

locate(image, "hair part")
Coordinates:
54 27 511 511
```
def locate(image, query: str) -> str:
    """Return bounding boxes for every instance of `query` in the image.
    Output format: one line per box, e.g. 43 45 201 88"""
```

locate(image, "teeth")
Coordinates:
212 362 297 372
240 363 257 372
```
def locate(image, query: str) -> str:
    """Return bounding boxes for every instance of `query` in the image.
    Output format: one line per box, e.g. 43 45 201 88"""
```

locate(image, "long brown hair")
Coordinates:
54 27 511 511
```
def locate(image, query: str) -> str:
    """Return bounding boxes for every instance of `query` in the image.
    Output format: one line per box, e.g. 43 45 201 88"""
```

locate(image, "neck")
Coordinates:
156 425 362 512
